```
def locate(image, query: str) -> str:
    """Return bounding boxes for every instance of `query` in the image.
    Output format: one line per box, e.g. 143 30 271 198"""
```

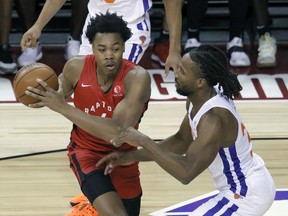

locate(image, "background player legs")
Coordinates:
226 0 250 67
0 0 18 74
182 0 208 54
16 0 43 67
64 0 89 60
251 0 277 68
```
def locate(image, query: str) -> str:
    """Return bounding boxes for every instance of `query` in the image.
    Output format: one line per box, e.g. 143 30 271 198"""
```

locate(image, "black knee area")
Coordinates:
81 170 116 204
122 193 142 216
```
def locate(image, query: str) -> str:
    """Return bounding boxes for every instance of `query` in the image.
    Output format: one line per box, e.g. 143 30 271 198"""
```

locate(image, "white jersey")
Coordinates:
87 0 152 29
188 89 275 215
79 0 152 63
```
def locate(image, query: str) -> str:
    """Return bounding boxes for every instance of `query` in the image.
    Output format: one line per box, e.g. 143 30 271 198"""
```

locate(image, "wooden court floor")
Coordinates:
0 101 288 215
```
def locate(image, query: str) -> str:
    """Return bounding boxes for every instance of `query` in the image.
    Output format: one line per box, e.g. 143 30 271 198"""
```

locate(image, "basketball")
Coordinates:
13 63 59 107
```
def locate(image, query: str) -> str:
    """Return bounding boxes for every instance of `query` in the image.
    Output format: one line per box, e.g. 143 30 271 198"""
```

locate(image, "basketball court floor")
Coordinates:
0 41 287 215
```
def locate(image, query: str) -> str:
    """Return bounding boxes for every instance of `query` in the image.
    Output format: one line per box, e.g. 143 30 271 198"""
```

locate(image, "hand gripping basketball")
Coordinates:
13 63 59 107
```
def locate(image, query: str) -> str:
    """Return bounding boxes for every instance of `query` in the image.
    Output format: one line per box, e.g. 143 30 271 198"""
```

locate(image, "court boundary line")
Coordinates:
1 137 287 161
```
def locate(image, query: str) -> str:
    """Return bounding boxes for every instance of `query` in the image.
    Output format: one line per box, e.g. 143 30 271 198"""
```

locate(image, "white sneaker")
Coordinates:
17 42 43 67
257 33 277 68
182 38 201 55
64 36 80 60
227 37 250 67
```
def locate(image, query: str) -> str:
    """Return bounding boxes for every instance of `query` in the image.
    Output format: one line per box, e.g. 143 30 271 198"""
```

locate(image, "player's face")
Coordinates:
174 54 203 96
92 33 125 75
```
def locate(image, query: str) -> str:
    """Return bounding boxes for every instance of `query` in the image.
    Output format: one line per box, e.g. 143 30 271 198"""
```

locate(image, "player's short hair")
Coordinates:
86 11 132 44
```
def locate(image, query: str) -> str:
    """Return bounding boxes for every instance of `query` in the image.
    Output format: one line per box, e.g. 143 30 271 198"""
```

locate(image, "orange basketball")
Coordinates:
13 63 59 107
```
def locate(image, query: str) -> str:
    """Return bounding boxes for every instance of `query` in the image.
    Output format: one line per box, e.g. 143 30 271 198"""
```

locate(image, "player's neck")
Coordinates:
190 88 217 114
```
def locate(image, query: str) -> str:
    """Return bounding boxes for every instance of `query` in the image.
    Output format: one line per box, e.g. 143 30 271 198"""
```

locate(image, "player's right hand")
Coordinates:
20 25 42 51
96 151 135 175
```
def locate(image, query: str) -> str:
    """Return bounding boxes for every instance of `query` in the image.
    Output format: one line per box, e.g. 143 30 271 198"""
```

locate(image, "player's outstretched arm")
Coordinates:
21 0 66 49
98 113 193 174
27 65 151 144
107 109 230 185
162 0 183 76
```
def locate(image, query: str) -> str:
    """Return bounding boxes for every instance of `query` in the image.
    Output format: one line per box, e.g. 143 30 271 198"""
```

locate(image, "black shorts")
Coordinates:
81 170 142 216
68 145 142 199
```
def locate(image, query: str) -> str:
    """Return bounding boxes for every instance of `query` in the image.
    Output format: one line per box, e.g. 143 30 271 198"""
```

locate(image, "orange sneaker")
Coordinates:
70 193 88 207
65 201 99 216
151 38 170 67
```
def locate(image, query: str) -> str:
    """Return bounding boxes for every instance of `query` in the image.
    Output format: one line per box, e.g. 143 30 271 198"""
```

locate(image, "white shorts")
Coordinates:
189 167 276 216
78 13 151 64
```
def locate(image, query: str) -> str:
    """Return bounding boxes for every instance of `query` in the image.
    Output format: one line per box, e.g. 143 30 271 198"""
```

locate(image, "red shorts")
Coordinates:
67 144 142 199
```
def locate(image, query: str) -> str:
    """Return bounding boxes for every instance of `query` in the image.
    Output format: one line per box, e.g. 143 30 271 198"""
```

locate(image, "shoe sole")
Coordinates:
151 54 165 67
0 64 18 75
17 52 43 67
0 70 18 75
229 58 251 68
256 62 276 68
229 63 250 68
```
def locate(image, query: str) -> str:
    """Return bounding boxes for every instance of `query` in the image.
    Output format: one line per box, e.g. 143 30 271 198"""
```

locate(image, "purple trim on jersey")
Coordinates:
136 0 151 31
221 203 239 215
219 148 237 193
219 145 248 197
128 44 138 63
137 19 149 31
203 197 229 215
142 0 150 13
137 23 144 31
135 45 143 63
128 44 143 63
158 190 285 215
143 19 149 31
228 144 248 196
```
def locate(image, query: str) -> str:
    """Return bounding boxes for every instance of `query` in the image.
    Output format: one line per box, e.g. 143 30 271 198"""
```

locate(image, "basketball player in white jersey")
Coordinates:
98 45 276 215
20 0 182 74
80 0 152 63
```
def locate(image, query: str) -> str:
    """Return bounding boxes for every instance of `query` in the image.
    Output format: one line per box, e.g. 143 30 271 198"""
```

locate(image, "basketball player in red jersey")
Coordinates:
26 12 151 216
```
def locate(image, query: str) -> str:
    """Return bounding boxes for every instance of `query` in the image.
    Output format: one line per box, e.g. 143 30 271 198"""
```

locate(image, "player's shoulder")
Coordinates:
124 65 151 91
66 55 85 67
128 65 149 77
203 106 235 129
62 56 86 80
126 66 150 85
64 56 85 71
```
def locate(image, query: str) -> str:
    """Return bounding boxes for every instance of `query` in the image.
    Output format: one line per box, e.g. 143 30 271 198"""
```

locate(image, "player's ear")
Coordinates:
197 77 206 87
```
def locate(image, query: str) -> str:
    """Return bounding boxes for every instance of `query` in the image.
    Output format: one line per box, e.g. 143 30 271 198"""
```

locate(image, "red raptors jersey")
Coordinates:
71 54 148 152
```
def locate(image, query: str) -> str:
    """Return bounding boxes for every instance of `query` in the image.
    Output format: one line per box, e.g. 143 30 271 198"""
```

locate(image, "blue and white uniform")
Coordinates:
188 89 275 216
79 0 152 63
